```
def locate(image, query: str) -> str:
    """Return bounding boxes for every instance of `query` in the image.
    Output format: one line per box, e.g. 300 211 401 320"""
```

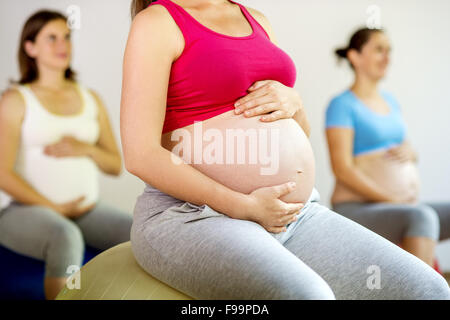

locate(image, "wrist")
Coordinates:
378 192 395 203
43 200 59 212
215 188 253 221
231 192 255 221
84 144 96 158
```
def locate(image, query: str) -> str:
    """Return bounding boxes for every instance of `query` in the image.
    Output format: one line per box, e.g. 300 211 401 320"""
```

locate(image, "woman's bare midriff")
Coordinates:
331 149 421 204
161 110 316 203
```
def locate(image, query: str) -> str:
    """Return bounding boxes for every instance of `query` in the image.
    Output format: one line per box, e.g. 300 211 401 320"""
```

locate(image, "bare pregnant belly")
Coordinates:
161 110 316 203
332 150 420 204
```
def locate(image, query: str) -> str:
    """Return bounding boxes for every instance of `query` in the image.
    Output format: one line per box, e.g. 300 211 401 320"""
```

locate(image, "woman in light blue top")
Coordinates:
325 27 450 267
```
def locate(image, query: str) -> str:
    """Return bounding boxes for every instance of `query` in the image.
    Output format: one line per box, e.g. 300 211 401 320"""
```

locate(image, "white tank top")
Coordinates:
0 83 100 209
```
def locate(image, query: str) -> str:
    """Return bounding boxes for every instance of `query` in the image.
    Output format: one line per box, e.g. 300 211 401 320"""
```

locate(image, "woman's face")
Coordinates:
25 19 72 72
351 32 391 81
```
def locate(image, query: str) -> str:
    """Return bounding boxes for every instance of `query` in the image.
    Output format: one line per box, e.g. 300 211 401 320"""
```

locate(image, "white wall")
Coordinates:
1 0 449 269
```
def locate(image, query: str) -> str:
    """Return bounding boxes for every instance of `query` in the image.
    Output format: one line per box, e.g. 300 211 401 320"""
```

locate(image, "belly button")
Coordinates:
297 169 303 174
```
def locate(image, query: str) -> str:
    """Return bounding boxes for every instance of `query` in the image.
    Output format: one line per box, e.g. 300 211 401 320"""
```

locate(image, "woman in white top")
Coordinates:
0 10 132 300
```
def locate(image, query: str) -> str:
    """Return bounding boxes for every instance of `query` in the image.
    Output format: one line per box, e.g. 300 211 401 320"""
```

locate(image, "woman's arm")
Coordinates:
120 6 250 220
326 127 396 202
0 89 56 208
85 89 122 176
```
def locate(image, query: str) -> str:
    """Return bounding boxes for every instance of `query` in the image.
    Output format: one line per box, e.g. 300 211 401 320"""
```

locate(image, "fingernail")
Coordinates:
235 108 241 114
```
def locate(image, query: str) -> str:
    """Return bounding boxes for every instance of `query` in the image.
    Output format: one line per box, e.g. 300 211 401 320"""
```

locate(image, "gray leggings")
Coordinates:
332 201 450 244
131 185 450 300
0 201 132 278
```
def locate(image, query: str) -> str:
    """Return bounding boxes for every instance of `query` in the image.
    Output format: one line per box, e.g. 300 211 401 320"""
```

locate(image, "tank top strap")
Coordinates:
74 82 99 118
228 0 271 40
13 84 38 112
148 0 199 49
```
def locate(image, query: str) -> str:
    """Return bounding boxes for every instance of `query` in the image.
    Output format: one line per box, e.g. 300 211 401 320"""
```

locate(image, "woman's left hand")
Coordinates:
234 80 304 122
385 141 418 163
44 136 92 158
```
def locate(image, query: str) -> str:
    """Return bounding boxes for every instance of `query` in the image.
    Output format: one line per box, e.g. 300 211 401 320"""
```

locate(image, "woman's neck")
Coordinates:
33 64 70 90
351 73 380 99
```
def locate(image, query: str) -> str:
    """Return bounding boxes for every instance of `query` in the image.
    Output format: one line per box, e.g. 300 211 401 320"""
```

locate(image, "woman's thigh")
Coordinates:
72 201 133 251
131 202 335 300
425 202 450 241
332 202 440 244
0 202 84 276
283 203 450 300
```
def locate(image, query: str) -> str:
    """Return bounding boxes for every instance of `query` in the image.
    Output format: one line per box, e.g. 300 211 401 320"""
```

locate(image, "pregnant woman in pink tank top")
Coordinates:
121 0 450 299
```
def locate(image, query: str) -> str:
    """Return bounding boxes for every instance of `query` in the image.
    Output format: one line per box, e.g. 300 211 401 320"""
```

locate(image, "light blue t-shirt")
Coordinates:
325 89 407 156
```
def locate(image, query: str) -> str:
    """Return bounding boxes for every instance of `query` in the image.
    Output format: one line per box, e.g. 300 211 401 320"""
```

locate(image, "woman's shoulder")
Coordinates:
0 86 26 111
380 89 401 111
380 89 399 103
327 89 355 110
0 86 26 123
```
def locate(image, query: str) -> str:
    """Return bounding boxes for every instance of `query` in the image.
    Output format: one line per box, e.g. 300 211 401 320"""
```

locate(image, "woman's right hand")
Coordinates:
50 196 95 219
386 193 418 205
244 182 305 234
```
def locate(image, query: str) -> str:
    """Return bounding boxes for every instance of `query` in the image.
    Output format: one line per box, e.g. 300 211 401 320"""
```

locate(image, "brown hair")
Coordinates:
335 27 384 69
17 10 77 84
131 0 156 19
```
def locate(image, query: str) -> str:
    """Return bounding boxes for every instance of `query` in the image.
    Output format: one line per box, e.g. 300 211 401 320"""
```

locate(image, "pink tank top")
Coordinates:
148 0 298 134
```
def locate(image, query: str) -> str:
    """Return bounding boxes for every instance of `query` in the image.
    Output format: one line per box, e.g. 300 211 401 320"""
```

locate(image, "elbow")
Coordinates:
124 159 139 177
123 155 146 177
112 156 123 177
332 163 353 183
122 145 162 177
111 165 122 177
0 170 4 189
0 168 13 190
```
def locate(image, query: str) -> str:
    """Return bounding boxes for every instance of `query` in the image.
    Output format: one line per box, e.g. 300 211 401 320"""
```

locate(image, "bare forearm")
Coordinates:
86 145 122 176
0 171 55 208
127 147 249 220
336 166 392 202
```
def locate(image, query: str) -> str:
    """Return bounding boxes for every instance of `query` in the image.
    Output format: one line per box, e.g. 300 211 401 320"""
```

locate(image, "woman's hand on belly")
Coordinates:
234 80 304 122
242 181 305 234
50 196 96 219
44 136 92 158
384 141 418 163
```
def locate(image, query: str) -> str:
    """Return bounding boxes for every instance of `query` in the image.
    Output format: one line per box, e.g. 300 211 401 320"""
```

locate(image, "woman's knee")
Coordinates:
406 204 440 240
254 267 336 300
405 268 450 300
50 217 84 246
38 213 85 278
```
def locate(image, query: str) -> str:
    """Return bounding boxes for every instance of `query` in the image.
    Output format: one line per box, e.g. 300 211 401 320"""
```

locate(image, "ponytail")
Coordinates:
334 27 384 68
131 0 156 19
335 47 348 59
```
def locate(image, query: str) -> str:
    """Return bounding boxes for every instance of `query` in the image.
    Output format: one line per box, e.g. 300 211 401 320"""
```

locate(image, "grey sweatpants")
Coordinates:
131 185 450 300
0 201 132 278
332 201 450 244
